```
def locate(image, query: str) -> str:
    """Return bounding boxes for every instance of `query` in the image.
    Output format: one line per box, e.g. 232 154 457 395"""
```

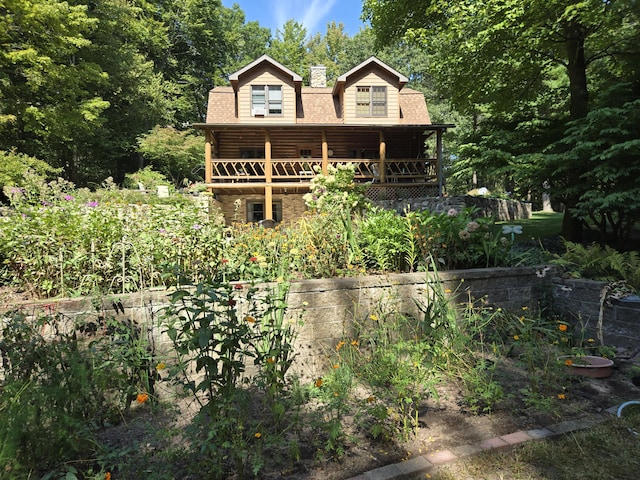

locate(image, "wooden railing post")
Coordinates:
204 130 213 185
322 130 328 174
264 129 273 220
379 131 386 183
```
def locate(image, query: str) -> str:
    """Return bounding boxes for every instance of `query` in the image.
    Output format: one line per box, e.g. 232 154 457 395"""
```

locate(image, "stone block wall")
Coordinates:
0 267 551 382
551 277 640 350
4 268 639 384
375 195 532 221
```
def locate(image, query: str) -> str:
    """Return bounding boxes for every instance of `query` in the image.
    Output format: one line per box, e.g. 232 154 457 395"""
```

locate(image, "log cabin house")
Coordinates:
193 55 453 224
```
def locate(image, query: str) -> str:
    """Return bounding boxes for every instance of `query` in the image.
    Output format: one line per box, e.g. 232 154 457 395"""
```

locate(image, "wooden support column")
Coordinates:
437 129 444 196
204 130 213 185
264 129 273 220
379 131 386 183
321 130 328 174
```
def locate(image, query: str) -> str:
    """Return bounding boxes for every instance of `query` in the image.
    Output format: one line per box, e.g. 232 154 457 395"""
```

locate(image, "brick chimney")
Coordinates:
309 65 327 88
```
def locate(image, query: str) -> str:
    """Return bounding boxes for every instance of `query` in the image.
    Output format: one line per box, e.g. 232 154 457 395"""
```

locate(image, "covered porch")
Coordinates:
194 123 453 220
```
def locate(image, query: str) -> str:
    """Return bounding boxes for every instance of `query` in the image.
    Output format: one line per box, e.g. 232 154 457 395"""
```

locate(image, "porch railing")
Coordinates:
209 158 438 184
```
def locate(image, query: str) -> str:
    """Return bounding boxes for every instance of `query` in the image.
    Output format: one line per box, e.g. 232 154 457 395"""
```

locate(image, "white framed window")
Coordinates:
356 85 387 117
251 85 282 116
247 201 282 222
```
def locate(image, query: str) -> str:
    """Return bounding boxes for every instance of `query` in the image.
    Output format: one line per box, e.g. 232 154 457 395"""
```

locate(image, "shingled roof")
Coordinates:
205 86 431 125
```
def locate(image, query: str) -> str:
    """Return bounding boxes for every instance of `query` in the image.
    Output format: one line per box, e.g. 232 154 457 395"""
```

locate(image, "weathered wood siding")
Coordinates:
237 65 297 124
343 68 399 125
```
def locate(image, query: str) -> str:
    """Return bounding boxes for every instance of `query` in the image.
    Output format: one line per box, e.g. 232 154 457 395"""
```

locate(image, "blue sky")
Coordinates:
221 0 368 37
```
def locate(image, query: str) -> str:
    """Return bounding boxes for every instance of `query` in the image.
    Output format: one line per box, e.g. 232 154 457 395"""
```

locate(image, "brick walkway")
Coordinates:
345 408 618 480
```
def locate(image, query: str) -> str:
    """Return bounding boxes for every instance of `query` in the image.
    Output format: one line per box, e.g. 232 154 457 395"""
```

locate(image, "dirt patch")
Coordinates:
99 355 640 480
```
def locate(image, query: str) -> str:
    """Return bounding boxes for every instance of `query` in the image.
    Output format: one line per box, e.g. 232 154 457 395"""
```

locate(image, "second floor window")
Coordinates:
356 86 387 117
251 85 282 116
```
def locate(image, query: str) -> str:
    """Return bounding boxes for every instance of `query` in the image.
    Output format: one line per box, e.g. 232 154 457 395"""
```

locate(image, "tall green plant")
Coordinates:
0 310 143 475
162 279 300 478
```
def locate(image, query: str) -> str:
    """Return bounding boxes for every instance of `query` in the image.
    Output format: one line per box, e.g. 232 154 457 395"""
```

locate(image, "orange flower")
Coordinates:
254 432 262 438
335 341 346 351
333 364 340 369
557 393 566 400
136 393 149 404
565 359 573 367
315 378 323 388
558 324 568 332
245 316 256 323
266 357 275 364
105 473 111 480
350 340 359 346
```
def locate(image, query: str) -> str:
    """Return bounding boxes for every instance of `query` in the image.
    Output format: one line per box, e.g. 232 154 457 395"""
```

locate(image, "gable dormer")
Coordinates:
229 54 302 124
332 57 409 125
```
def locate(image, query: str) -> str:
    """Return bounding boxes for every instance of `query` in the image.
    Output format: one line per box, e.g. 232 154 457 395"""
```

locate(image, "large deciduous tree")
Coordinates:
363 0 640 244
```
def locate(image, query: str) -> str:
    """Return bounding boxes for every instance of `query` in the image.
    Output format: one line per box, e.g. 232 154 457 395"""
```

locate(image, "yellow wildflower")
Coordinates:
156 362 166 371
350 340 359 346
245 316 256 323
370 314 379 321
513 335 520 341
335 340 346 351
557 393 566 400
254 432 262 438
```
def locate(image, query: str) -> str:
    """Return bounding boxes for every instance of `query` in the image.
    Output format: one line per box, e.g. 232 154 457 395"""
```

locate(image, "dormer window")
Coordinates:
251 85 282 116
356 86 387 117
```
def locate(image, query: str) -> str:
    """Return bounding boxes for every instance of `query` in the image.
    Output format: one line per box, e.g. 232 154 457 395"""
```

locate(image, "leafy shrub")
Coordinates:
407 206 512 270
552 241 640 292
0 310 153 475
124 165 172 191
358 207 412 272
0 150 60 199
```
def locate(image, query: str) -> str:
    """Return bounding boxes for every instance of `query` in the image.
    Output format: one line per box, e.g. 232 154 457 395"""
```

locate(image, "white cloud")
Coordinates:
272 0 339 35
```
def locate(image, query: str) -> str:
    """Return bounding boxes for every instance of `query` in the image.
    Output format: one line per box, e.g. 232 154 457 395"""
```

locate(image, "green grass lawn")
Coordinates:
497 211 564 242
432 411 640 480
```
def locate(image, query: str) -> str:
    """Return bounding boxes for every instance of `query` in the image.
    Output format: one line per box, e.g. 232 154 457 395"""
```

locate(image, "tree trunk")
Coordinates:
562 20 589 240
564 21 589 121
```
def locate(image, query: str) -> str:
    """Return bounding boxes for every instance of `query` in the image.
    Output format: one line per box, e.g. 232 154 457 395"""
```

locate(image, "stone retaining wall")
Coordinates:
550 277 640 350
3 269 639 381
0 267 549 381
375 195 532 221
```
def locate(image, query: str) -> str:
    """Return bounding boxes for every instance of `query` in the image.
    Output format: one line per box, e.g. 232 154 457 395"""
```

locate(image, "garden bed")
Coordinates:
98 352 640 480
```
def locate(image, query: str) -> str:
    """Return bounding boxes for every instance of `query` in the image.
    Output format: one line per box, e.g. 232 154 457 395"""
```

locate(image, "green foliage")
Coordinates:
162 279 300 478
0 190 224 297
408 207 512 270
137 127 205 186
0 151 60 193
124 166 172 191
358 207 411 272
303 163 370 214
548 94 640 247
552 242 640 292
0 309 154 475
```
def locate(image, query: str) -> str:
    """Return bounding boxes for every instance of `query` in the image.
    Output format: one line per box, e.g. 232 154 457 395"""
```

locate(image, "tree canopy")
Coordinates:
364 0 640 245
